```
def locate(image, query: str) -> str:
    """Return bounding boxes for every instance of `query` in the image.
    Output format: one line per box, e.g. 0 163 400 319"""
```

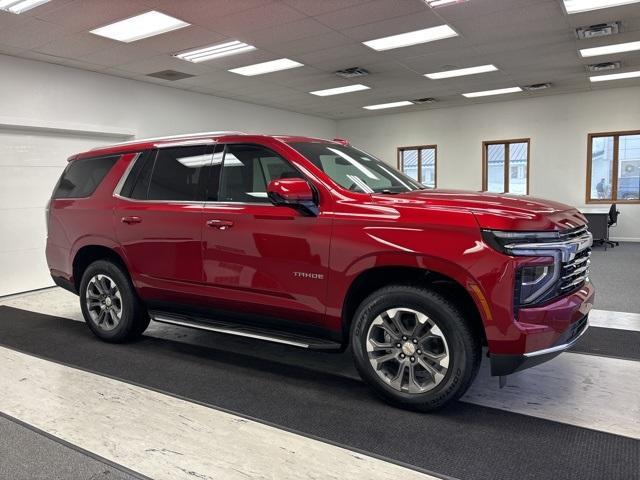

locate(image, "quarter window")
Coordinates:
53 155 119 199
482 139 529 194
218 144 300 203
587 131 640 203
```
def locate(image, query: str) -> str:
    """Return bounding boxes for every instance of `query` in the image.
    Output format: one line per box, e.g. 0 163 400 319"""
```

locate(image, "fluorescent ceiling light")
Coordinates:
363 25 458 51
563 0 640 14
462 87 522 98
590 70 640 82
175 40 256 63
579 40 640 57
229 58 303 76
0 0 50 13
90 11 190 43
310 84 370 96
425 64 498 79
363 101 413 110
425 0 468 6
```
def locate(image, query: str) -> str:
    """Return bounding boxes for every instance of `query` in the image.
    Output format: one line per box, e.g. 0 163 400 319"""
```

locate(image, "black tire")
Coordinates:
351 285 481 411
79 260 150 343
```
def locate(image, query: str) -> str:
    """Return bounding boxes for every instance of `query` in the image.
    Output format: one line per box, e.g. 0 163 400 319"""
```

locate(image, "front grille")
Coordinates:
560 247 591 293
558 224 589 241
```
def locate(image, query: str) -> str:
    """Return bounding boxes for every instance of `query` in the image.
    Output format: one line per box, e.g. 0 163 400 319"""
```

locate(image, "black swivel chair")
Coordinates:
604 203 620 248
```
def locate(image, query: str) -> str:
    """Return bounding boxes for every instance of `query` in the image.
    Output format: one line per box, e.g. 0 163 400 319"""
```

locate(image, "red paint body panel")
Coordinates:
46 132 594 360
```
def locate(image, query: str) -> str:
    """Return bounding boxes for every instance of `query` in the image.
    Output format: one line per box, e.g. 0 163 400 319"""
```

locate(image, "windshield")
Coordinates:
289 142 425 193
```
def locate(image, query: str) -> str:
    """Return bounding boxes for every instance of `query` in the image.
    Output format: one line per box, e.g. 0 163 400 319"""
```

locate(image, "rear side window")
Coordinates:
53 155 119 199
121 146 212 201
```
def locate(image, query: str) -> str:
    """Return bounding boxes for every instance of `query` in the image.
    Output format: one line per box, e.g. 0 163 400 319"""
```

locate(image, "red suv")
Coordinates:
46 132 594 410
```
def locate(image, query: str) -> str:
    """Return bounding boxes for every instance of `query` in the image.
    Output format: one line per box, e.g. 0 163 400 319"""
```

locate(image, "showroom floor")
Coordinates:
0 244 639 480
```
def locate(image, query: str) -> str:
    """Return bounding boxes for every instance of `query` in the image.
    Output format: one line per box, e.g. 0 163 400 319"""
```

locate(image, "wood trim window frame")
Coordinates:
397 145 438 188
482 138 530 194
586 129 640 204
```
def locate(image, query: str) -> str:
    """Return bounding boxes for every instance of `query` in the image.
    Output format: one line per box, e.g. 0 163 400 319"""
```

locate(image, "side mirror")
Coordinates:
267 178 318 216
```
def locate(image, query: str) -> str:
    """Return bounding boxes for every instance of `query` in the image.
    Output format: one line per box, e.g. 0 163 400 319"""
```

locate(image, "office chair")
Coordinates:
604 203 620 248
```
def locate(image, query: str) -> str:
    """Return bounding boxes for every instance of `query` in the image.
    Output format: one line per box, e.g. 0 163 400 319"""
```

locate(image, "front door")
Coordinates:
114 144 213 303
201 143 332 328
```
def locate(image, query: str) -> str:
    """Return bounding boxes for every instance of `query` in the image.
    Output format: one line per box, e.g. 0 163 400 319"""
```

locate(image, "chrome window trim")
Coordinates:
112 152 141 197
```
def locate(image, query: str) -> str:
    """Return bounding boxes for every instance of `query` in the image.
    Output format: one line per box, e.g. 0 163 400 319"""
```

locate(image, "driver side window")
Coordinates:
218 144 301 203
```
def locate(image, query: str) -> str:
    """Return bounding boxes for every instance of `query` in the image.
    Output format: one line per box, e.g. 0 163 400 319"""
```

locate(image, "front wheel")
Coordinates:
351 285 481 411
79 260 150 343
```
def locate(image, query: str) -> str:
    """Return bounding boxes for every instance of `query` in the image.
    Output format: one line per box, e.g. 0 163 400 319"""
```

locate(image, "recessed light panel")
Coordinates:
563 0 640 14
229 58 303 76
580 40 640 57
310 84 370 96
0 0 50 13
363 101 413 110
363 25 458 51
425 0 469 7
90 11 190 43
425 64 498 79
590 70 640 82
175 41 256 63
462 87 522 98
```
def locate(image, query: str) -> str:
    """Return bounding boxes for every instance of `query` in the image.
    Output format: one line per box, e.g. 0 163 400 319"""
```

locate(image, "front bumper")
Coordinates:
490 313 589 376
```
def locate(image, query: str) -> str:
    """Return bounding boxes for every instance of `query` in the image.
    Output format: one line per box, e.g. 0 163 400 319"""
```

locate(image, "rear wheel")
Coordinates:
79 260 149 342
351 285 481 411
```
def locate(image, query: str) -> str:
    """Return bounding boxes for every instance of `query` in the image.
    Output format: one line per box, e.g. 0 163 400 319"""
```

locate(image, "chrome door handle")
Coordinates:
121 216 142 224
207 219 234 230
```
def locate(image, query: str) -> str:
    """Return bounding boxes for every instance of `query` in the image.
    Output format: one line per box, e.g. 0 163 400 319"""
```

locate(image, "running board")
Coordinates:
149 311 342 351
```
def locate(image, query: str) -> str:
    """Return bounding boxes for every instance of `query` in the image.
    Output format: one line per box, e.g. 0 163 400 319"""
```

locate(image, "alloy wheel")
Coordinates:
85 274 123 331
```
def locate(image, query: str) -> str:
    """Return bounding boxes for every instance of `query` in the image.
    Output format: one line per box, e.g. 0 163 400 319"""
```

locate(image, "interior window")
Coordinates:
218 144 300 203
145 146 211 201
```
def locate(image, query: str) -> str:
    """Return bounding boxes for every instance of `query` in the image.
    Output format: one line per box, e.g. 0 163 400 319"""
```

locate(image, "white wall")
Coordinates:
0 54 336 296
337 87 640 242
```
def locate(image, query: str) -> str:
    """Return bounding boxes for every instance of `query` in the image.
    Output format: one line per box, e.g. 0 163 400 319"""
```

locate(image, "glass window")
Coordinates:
483 140 529 194
588 132 640 203
53 155 118 199
146 146 211 201
218 144 300 203
120 150 153 199
291 142 423 193
617 134 640 201
397 145 437 188
589 136 614 200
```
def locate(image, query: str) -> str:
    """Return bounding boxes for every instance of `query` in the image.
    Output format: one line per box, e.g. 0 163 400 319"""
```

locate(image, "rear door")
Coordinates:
114 144 214 303
201 142 332 327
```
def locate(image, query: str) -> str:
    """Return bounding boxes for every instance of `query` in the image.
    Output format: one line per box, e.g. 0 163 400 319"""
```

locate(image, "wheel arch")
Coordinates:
72 243 129 291
340 264 487 347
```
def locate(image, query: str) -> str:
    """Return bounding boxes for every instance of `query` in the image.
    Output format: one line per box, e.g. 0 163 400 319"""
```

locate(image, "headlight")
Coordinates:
482 229 561 306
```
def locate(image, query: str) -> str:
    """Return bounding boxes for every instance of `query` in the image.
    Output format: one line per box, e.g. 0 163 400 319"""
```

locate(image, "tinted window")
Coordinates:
218 144 300 203
145 146 211 201
53 155 118 199
205 144 224 202
120 150 154 198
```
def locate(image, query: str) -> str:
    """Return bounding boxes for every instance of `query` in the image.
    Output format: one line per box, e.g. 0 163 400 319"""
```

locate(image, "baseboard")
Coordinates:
609 237 640 243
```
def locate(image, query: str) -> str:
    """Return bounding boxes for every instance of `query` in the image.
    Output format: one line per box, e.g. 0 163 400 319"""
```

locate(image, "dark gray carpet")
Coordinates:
0 414 141 480
571 326 640 360
589 242 640 313
0 306 638 480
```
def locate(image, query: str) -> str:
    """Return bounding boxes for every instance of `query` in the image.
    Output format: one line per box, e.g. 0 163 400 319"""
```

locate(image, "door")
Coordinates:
201 143 332 327
114 144 213 302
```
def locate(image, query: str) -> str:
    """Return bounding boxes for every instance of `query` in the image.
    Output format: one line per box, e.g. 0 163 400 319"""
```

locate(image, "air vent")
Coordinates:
576 22 620 40
146 70 195 81
335 67 370 78
411 97 437 104
587 61 621 72
523 83 552 91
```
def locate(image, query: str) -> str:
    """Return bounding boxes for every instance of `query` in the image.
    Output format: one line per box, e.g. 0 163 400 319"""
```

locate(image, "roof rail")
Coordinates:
91 131 246 150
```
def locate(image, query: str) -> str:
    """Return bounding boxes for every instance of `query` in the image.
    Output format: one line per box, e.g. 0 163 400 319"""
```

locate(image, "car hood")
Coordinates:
370 189 587 231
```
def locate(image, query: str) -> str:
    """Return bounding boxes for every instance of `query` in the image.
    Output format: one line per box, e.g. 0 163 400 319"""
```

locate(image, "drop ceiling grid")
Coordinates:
0 0 637 118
